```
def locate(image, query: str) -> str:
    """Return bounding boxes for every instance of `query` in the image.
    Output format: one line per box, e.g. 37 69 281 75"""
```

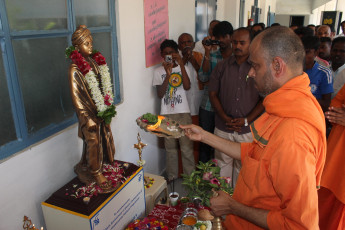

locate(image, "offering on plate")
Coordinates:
193 220 212 230
136 113 185 138
181 214 198 226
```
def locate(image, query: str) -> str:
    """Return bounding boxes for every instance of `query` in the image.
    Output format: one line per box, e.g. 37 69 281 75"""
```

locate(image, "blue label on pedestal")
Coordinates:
89 169 145 230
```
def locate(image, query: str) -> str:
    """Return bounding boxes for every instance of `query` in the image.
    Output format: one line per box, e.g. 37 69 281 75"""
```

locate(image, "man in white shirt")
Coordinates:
194 20 220 55
153 39 195 181
178 33 203 118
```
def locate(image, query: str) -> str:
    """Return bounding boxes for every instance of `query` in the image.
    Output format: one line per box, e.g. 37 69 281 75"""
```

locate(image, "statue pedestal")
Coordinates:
42 162 145 230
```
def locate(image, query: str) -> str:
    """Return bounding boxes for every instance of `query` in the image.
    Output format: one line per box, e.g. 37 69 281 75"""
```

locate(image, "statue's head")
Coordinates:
72 25 93 57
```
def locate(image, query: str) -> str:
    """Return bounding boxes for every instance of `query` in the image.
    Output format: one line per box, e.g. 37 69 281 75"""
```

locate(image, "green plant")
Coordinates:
181 160 233 207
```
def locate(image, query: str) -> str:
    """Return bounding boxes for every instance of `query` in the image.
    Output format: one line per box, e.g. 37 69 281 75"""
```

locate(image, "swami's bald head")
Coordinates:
252 26 305 75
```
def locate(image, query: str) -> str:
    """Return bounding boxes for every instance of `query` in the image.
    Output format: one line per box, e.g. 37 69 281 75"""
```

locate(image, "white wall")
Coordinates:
313 0 333 9
216 0 276 29
337 0 345 13
276 0 312 15
217 0 276 29
216 0 240 28
0 0 195 229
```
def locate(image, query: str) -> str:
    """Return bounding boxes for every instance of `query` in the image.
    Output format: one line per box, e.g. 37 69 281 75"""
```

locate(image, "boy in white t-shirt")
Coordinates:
152 39 195 181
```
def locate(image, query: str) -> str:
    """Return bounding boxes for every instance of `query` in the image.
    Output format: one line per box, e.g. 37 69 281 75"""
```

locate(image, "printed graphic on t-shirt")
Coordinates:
164 72 183 108
310 84 317 94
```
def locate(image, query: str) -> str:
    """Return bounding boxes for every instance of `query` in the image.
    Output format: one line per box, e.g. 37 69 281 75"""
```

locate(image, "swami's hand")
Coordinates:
179 124 204 142
326 104 345 126
210 190 233 217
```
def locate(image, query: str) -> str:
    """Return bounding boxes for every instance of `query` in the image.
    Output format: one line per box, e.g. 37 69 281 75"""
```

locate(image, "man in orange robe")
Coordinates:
181 26 326 229
318 84 345 230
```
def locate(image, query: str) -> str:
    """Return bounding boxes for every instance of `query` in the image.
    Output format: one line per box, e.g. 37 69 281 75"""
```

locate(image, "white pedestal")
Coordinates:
42 168 146 230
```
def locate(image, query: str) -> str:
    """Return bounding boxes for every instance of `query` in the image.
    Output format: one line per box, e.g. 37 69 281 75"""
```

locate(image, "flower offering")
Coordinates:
125 217 168 230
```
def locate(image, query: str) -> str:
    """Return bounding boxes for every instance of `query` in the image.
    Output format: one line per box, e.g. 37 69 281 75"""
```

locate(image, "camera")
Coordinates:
202 39 220 46
165 54 172 63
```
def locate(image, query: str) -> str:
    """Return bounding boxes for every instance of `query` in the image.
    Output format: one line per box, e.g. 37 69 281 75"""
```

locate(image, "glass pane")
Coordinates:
92 32 113 77
12 37 75 134
75 0 109 27
0 51 17 145
5 0 67 31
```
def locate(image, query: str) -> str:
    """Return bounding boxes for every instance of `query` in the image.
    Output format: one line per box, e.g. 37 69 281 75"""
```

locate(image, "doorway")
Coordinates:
290 16 305 27
195 0 217 42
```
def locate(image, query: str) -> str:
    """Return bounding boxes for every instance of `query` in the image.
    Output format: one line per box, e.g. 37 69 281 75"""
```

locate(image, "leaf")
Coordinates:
205 199 211 207
181 159 233 207
97 105 117 124
65 46 76 59
209 183 218 188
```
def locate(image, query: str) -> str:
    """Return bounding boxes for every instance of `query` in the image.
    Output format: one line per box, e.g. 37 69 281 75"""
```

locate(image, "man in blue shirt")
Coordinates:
302 36 333 111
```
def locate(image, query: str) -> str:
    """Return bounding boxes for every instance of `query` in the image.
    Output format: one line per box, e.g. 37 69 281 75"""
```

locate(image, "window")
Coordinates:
0 0 120 160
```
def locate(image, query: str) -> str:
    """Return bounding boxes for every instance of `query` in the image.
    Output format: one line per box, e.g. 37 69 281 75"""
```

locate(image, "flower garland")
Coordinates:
66 46 116 124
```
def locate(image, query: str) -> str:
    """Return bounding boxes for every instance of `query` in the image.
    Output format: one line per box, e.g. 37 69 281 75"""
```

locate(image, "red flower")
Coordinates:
223 177 232 184
211 159 218 166
104 94 111 106
92 52 107 65
70 50 91 75
210 178 220 186
202 172 213 181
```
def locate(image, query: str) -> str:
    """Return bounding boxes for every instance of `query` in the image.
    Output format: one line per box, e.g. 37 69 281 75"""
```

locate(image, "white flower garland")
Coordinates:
99 65 113 99
84 64 114 113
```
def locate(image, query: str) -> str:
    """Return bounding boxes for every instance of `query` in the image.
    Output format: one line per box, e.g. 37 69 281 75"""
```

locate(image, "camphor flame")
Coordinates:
147 116 165 130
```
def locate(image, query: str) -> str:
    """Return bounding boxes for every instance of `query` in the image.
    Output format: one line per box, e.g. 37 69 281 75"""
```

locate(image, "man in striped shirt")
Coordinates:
197 21 233 163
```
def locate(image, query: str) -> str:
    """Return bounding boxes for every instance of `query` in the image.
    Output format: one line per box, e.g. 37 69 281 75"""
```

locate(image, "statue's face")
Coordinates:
77 36 93 57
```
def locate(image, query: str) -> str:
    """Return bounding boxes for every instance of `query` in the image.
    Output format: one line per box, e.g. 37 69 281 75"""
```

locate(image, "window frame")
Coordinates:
0 0 120 160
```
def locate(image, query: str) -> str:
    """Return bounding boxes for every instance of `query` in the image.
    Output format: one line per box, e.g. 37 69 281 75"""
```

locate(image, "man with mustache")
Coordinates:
316 37 331 67
330 37 345 97
178 33 203 120
208 27 264 187
317 25 334 40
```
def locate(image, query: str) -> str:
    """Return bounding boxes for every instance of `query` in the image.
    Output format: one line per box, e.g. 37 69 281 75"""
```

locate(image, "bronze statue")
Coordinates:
67 25 117 193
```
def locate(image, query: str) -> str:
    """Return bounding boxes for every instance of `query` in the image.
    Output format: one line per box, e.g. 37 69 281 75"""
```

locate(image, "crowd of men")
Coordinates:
153 20 345 229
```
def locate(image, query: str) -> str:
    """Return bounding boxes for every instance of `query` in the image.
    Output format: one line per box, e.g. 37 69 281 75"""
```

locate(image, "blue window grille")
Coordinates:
0 0 120 160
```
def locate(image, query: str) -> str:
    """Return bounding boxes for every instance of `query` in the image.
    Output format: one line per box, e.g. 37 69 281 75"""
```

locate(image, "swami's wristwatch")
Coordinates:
244 118 248 127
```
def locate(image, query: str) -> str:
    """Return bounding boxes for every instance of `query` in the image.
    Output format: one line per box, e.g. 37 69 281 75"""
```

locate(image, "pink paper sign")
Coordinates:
144 0 169 67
